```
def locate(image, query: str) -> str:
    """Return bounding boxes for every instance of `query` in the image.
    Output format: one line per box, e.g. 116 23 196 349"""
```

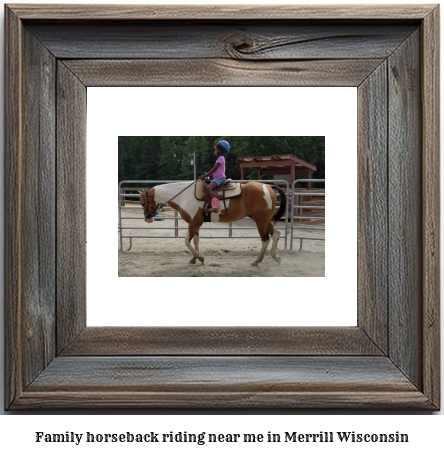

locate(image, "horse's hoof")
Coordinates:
274 256 281 264
199 256 205 264
189 257 197 264
251 261 259 267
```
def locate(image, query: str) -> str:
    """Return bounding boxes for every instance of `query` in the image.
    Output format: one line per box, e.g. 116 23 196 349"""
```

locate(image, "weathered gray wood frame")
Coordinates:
5 5 440 409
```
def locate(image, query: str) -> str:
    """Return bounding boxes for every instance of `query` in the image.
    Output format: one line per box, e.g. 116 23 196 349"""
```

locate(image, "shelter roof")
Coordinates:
236 154 316 172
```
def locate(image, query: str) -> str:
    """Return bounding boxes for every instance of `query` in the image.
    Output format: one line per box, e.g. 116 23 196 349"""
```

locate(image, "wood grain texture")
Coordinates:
27 23 416 60
61 327 382 356
388 31 422 388
357 62 388 354
64 58 384 87
56 62 87 353
16 390 433 410
7 4 435 20
5 4 24 410
4 5 440 410
28 357 418 391
21 29 57 387
421 6 440 409
13 356 433 409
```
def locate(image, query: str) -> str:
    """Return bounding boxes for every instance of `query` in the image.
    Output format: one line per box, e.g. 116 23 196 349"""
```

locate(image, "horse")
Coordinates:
138 181 287 266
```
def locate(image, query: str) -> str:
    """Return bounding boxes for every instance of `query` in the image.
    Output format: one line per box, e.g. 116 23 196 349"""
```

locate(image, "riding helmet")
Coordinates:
217 140 231 154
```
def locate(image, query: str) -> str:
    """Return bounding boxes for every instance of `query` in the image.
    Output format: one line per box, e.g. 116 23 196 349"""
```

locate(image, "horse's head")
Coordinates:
138 188 158 223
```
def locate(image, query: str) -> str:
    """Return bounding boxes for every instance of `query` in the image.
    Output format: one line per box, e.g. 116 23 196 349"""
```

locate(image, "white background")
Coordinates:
0 0 442 439
87 87 357 326
1 415 443 454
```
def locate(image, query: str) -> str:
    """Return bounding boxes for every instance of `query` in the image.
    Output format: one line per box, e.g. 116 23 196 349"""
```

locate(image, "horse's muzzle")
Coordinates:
145 218 154 224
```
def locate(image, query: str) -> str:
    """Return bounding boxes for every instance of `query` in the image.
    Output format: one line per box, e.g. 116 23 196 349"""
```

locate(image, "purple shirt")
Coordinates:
213 156 226 179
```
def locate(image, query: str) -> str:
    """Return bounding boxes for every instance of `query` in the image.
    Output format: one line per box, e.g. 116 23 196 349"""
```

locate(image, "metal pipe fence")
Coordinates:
118 180 290 251
290 179 325 251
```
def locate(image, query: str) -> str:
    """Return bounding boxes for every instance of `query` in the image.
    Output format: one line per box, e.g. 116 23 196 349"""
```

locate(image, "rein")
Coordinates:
157 180 198 210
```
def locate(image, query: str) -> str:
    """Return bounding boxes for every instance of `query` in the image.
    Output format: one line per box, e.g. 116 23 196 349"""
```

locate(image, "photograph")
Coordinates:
3 2 439 413
118 136 326 277
87 86 356 328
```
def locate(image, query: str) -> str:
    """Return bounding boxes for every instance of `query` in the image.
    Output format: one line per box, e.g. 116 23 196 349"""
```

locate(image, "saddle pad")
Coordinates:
195 180 242 201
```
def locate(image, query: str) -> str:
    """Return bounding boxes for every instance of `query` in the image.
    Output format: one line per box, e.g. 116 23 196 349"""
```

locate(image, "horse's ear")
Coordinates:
138 189 145 195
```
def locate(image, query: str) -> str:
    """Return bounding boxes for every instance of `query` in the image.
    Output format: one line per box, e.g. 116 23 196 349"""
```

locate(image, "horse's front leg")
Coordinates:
186 224 204 264
193 230 201 257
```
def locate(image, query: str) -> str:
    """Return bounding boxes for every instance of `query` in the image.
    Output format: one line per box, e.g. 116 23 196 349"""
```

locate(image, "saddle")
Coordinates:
195 179 242 202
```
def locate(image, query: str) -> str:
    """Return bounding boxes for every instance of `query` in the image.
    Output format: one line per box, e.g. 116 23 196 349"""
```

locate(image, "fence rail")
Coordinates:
290 179 325 250
118 179 324 251
118 180 290 251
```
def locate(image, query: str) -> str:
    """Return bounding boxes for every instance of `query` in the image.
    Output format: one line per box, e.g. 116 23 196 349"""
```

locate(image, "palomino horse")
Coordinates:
138 181 287 266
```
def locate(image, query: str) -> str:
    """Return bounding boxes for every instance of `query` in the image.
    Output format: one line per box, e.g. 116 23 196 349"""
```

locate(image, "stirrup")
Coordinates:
203 195 211 213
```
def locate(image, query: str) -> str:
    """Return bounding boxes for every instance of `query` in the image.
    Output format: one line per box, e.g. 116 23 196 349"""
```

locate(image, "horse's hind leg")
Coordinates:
187 226 204 264
251 220 271 267
269 223 281 264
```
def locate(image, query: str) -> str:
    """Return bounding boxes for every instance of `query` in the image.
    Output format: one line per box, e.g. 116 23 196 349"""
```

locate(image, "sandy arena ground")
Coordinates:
118 207 325 277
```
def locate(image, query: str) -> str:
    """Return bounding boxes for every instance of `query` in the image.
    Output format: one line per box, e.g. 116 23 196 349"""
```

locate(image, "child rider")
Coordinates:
199 140 230 213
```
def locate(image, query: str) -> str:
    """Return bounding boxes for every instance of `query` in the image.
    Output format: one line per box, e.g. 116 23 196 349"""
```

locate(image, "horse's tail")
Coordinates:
271 185 287 225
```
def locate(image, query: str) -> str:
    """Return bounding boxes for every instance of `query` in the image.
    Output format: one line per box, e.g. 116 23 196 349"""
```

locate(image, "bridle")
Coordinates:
143 180 197 219
143 201 158 220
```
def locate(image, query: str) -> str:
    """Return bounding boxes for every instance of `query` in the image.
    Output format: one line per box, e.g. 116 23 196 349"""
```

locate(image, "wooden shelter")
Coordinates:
236 154 317 189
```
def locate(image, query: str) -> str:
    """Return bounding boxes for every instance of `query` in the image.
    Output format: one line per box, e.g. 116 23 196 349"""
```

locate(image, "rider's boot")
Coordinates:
208 197 219 213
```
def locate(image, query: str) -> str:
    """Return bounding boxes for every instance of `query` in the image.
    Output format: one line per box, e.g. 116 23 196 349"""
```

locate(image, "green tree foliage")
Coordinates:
181 136 210 179
118 136 161 182
118 136 325 183
158 136 188 179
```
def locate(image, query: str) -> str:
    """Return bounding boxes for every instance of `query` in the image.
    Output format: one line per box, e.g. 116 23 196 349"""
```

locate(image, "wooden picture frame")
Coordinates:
5 4 440 409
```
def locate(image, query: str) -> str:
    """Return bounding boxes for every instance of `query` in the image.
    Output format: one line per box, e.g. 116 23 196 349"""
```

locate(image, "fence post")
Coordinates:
175 210 179 238
284 182 289 250
118 182 123 251
290 180 294 251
